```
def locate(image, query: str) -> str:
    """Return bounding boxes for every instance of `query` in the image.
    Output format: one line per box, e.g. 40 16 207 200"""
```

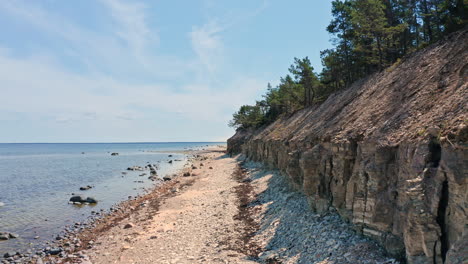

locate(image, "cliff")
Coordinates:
228 29 467 263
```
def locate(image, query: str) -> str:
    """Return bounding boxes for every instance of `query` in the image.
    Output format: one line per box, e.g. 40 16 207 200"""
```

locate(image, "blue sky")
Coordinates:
0 0 332 143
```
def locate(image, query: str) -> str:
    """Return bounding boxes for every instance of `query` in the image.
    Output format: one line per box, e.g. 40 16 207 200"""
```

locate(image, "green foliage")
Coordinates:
230 0 466 130
228 104 264 129
289 57 321 106
320 0 466 92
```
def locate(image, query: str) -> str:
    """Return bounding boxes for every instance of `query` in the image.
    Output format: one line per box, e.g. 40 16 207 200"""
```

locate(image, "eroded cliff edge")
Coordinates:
228 29 467 264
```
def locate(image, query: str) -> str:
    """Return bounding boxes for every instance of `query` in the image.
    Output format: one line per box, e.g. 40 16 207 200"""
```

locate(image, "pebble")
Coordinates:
123 223 134 229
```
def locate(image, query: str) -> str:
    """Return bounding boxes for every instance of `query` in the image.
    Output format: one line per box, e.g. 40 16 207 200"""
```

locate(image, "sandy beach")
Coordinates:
13 146 397 264
77 146 258 264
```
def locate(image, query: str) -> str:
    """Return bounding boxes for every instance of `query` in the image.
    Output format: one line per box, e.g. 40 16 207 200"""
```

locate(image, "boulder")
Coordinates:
0 232 17 240
47 248 62 255
127 166 144 171
3 252 17 258
79 185 92 191
85 197 97 204
69 196 97 204
148 175 158 181
163 176 172 181
69 196 86 203
0 232 9 240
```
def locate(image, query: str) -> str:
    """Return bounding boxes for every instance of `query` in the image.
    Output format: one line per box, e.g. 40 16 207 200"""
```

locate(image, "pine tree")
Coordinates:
288 57 320 107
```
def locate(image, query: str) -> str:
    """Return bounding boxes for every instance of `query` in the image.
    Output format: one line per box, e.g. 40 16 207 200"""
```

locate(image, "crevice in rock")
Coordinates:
436 179 449 263
362 172 369 225
428 139 442 168
346 141 358 217
327 157 334 207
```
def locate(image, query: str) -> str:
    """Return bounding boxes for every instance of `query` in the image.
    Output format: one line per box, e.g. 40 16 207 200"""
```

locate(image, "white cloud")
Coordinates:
99 0 156 63
0 48 265 124
190 21 225 74
0 1 269 141
0 1 189 80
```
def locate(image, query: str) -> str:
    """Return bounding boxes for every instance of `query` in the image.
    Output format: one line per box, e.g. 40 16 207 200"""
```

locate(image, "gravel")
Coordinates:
245 160 399 264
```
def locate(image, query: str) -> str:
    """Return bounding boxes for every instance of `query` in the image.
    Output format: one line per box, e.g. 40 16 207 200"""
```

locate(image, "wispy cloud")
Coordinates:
0 47 265 122
189 0 268 76
190 21 224 74
0 0 270 141
99 0 156 64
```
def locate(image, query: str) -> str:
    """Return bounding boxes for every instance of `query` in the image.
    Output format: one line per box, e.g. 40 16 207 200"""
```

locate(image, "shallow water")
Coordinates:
0 142 224 253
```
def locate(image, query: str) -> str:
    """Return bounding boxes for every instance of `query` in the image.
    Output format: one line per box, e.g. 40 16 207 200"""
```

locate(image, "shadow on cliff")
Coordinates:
241 159 394 264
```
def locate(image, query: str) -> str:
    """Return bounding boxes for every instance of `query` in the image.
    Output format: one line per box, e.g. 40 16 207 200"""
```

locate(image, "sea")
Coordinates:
0 142 225 253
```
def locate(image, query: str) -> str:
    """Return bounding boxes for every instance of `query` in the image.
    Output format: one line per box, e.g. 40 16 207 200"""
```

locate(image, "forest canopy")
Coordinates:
229 0 467 130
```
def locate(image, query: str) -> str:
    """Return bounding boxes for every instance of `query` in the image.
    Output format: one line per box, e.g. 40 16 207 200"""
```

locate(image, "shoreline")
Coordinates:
1 147 222 264
4 146 398 263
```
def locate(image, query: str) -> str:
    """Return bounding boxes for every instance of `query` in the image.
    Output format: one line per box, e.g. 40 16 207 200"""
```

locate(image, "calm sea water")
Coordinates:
0 142 224 253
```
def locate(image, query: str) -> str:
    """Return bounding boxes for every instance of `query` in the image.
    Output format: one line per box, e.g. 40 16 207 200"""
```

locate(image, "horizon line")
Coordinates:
0 141 227 144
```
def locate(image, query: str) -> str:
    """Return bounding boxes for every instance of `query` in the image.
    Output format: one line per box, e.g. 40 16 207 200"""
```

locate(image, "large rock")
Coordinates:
69 196 86 203
85 197 97 204
0 232 18 240
127 166 144 171
69 196 97 204
0 232 9 240
163 176 172 181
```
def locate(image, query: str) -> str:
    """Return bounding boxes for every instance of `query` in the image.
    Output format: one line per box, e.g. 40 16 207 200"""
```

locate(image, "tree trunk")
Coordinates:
376 35 384 70
422 0 433 42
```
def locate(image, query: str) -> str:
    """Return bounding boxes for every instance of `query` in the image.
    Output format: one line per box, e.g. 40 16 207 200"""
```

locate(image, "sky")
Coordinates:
0 0 333 143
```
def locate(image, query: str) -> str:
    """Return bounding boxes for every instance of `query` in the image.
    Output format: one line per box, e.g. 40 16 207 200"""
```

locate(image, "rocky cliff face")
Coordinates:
228 29 467 264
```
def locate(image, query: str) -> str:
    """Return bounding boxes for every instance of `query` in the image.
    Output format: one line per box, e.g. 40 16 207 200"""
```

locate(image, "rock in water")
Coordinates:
69 196 97 204
69 196 86 203
47 248 62 255
0 232 9 240
85 197 97 204
3 252 16 258
163 176 172 181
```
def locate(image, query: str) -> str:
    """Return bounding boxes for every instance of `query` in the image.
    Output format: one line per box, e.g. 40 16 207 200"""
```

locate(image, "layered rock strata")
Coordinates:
228 29 467 263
